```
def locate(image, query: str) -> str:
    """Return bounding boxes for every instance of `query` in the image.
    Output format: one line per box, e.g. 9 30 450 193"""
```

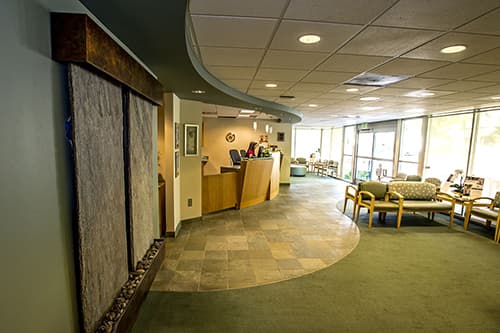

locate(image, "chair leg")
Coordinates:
355 205 361 223
448 212 454 228
396 211 403 229
352 203 357 220
343 199 348 213
368 210 373 229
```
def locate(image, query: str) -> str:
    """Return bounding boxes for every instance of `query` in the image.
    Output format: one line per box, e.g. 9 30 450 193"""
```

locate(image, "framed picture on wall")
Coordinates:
184 124 199 156
277 132 285 142
175 122 180 149
175 151 180 177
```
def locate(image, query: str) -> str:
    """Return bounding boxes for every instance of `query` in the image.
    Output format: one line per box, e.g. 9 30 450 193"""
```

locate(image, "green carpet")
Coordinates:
132 202 500 332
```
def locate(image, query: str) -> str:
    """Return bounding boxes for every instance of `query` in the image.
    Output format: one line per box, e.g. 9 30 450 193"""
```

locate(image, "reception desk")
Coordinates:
202 152 280 214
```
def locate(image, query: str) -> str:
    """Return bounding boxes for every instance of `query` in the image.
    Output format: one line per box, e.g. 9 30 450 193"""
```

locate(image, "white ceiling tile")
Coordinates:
318 54 390 72
261 50 328 70
287 83 335 93
462 47 500 66
192 15 277 48
200 47 265 67
431 81 495 92
403 32 500 62
206 66 256 80
339 26 441 57
284 0 397 24
373 0 500 30
301 71 356 84
444 92 492 100
328 85 381 94
269 20 362 53
469 84 500 94
419 63 500 80
189 0 288 18
390 77 454 89
465 70 500 83
254 68 308 81
458 8 500 35
372 58 449 76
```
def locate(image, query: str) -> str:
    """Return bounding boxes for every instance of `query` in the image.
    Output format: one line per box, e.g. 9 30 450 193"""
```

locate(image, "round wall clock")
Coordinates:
225 132 236 142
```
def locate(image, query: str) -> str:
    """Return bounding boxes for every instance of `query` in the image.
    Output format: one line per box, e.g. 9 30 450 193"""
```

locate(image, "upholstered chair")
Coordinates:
406 175 422 181
424 177 442 192
355 181 403 228
464 192 500 243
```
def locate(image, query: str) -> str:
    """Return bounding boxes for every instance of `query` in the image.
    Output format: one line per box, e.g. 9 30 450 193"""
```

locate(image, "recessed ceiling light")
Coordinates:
440 45 467 54
361 106 383 111
347 115 358 118
491 96 500 100
308 104 318 107
238 114 250 118
265 83 278 88
240 109 255 114
360 96 380 101
346 88 359 92
298 34 321 44
192 90 205 94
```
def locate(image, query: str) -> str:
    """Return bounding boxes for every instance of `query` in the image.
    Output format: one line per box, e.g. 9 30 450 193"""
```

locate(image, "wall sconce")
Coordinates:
253 121 257 131
265 124 269 133
269 126 273 134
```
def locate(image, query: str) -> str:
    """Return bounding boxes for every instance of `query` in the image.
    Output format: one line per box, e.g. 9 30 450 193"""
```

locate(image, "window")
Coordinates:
342 126 355 180
469 110 500 196
424 113 473 181
399 118 423 175
294 128 321 158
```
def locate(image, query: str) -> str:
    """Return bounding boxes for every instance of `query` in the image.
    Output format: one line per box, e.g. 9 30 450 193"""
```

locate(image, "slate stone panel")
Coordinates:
68 64 129 333
128 92 155 265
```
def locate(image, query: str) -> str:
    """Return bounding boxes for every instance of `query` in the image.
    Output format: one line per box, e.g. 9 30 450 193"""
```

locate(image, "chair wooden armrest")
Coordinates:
436 192 456 203
345 184 358 199
386 190 403 204
466 197 494 208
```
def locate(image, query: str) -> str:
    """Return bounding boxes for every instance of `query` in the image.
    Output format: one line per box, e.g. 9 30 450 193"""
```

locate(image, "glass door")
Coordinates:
356 131 374 181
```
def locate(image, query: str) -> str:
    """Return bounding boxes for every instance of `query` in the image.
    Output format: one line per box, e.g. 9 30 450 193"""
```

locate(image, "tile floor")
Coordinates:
151 176 359 292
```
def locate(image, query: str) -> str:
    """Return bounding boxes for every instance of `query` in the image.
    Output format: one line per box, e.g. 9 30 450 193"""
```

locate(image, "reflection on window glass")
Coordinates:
321 129 332 160
398 162 419 176
373 159 393 180
356 158 372 181
400 118 423 162
342 155 353 181
294 128 321 158
373 131 395 159
343 126 355 156
470 110 500 196
331 128 343 163
424 114 472 181
357 132 373 157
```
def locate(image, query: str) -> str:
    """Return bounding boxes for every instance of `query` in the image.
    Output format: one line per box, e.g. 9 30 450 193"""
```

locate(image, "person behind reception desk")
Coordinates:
245 141 258 158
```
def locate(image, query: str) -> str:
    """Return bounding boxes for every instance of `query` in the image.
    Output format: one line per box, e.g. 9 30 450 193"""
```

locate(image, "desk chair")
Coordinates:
229 149 241 165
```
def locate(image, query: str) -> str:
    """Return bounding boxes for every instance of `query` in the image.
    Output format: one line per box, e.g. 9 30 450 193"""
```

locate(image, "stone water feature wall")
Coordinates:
69 64 129 333
127 92 155 265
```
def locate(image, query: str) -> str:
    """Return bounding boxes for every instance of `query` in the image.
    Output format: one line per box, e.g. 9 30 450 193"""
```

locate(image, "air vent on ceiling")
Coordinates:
345 72 410 87
279 95 296 99
218 115 237 119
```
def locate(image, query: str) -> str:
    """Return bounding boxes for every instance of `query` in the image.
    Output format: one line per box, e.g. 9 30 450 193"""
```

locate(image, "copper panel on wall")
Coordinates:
51 13 163 105
68 64 129 333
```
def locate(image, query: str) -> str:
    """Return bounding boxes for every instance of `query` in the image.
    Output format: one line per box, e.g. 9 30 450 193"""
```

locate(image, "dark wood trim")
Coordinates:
166 220 184 238
51 13 163 105
114 239 165 333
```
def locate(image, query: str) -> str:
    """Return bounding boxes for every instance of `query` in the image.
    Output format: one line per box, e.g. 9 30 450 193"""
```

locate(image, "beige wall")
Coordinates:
180 100 203 220
161 93 183 234
201 118 292 184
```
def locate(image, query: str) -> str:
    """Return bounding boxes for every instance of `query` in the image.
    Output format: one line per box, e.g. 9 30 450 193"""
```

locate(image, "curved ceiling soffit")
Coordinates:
78 0 302 123
184 14 303 123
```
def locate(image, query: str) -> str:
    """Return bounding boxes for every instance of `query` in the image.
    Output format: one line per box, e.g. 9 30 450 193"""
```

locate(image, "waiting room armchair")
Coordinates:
464 192 500 243
355 181 403 228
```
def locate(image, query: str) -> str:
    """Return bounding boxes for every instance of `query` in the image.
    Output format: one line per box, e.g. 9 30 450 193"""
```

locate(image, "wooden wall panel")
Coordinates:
68 64 129 333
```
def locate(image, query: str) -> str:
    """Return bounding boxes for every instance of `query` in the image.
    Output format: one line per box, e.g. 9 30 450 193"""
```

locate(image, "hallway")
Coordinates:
151 176 359 291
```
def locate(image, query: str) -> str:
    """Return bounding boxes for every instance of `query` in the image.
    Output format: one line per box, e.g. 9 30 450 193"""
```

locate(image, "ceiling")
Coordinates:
82 0 500 126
